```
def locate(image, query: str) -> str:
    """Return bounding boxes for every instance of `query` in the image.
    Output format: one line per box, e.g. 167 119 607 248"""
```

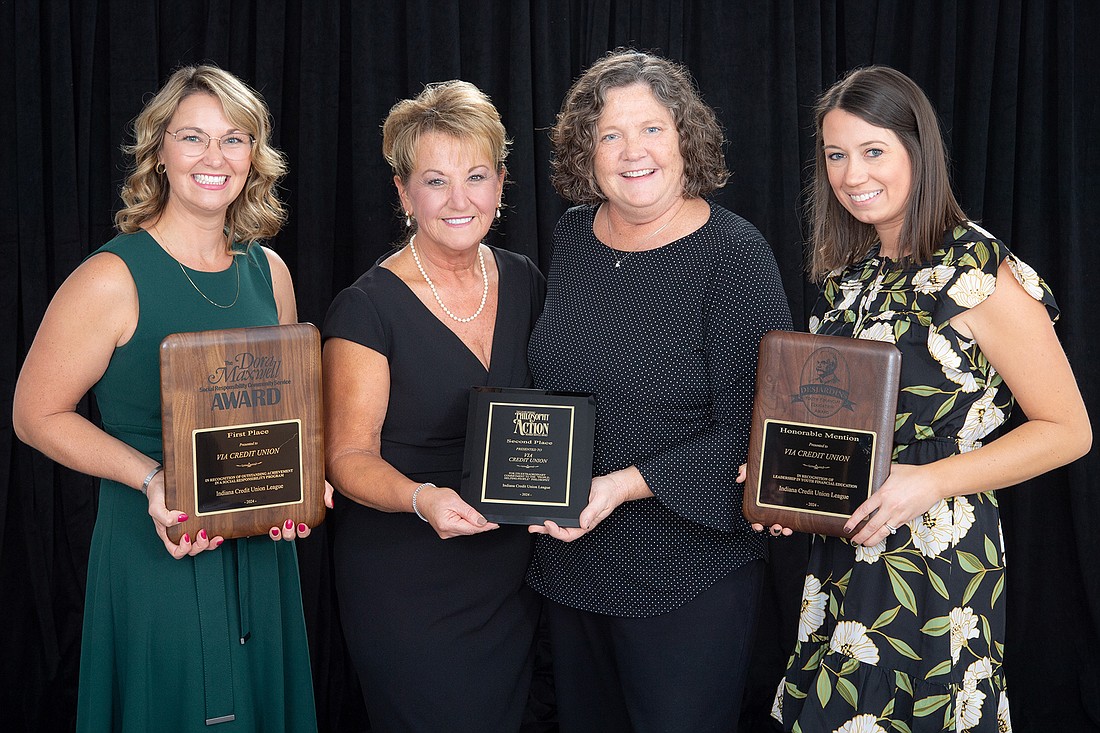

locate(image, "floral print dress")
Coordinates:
773 223 1057 733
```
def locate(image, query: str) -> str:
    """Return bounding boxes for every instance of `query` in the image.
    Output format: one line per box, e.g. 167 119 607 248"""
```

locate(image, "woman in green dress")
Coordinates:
13 65 322 731
757 66 1091 732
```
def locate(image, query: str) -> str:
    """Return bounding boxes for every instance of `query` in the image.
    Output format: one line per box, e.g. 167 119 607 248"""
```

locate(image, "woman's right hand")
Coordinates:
144 471 223 558
738 463 794 537
416 484 500 539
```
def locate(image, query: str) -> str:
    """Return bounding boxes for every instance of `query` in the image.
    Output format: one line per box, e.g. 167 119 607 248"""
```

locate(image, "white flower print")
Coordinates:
1007 255 1045 301
809 314 821 333
837 280 862 311
913 264 956 294
944 365 981 393
963 657 994 690
771 678 785 722
952 496 976 546
949 607 980 664
956 686 987 730
997 690 1012 732
910 500 953 558
855 536 886 564
833 713 887 733
947 268 996 309
799 575 827 641
927 329 963 386
858 322 895 343
959 387 1006 444
829 620 880 664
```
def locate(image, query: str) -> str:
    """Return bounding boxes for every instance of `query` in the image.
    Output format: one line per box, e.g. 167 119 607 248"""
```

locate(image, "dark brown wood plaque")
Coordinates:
743 331 901 537
160 323 325 541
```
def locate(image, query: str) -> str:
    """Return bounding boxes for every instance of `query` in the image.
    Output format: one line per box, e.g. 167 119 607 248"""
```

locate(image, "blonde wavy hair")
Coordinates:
115 64 288 248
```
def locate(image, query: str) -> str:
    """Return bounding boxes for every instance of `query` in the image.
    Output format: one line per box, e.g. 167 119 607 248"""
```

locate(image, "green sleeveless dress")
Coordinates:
77 230 317 732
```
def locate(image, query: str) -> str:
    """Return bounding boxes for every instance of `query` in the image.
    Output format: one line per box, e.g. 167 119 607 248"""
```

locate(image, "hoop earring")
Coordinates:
155 162 166 175
405 211 413 227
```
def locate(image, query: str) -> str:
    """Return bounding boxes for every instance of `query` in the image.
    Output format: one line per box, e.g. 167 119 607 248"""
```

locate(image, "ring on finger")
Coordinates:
885 523 898 535
770 527 782 536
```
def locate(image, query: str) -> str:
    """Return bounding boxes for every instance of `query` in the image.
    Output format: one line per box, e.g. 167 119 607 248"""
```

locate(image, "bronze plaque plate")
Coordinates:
159 323 325 541
743 331 901 536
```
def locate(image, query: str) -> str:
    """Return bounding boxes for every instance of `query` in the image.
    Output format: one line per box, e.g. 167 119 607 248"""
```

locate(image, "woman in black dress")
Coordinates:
322 81 543 732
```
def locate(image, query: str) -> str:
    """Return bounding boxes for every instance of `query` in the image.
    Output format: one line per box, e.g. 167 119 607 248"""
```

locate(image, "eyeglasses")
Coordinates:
165 127 255 160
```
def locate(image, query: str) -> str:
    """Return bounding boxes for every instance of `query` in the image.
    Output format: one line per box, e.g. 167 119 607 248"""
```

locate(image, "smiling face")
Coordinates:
396 131 504 257
822 108 913 255
592 83 684 222
158 92 252 220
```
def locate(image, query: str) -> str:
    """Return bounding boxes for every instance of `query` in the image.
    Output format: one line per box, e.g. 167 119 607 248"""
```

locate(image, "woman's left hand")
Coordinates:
268 480 336 541
528 472 636 542
845 463 941 546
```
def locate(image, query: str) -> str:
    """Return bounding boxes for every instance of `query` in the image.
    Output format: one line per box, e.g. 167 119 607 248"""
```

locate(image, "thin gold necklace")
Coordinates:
604 198 687 269
152 225 240 309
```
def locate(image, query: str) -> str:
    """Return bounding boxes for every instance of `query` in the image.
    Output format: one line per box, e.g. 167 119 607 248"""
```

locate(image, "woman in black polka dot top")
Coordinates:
527 50 793 732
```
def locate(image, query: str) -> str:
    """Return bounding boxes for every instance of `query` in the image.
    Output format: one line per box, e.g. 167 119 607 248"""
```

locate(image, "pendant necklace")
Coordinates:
604 198 687 269
409 234 488 323
152 224 239 309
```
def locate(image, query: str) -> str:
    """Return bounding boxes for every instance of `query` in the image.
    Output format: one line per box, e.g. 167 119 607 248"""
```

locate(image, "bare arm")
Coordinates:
12 253 212 557
848 259 1091 544
323 337 496 539
262 245 298 325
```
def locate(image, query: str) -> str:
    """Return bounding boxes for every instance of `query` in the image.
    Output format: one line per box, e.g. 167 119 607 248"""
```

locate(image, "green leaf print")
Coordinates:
963 571 984 605
803 644 826 672
889 720 913 733
837 676 859 709
956 550 985 574
913 423 936 440
925 659 952 678
872 605 902 630
902 385 945 397
785 679 808 699
895 670 913 695
840 658 860 676
974 240 991 268
815 667 832 708
931 392 958 423
984 535 1000 566
895 412 911 431
991 573 1005 606
884 555 921 574
926 567 949 600
919 616 951 636
885 562 918 615
884 634 921 660
912 693 951 717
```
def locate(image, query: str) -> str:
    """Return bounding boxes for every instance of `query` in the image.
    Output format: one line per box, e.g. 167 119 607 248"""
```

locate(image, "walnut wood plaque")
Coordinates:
743 331 901 537
160 323 325 541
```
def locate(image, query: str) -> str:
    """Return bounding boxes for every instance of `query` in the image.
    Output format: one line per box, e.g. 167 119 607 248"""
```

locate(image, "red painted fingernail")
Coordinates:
270 528 280 538
285 519 294 530
181 533 190 544
215 538 224 547
297 523 307 533
199 529 207 541
178 513 189 523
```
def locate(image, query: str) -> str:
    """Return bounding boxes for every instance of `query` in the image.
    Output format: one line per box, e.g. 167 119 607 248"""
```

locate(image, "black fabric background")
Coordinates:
2 1 1097 731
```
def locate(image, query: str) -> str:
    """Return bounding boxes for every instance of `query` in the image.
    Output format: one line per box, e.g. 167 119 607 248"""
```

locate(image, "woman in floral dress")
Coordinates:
763 66 1091 733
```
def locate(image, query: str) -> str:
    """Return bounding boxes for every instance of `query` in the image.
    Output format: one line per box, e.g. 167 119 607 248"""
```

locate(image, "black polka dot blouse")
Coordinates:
526 202 793 617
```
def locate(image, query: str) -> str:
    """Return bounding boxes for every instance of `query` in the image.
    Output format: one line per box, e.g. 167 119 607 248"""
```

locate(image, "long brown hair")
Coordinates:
808 66 966 281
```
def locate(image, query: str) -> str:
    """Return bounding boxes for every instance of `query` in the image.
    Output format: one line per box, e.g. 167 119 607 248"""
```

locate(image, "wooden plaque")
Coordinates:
743 331 901 537
160 323 325 542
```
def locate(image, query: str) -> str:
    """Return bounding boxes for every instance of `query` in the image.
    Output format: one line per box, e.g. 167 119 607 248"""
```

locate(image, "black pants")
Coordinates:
545 559 764 733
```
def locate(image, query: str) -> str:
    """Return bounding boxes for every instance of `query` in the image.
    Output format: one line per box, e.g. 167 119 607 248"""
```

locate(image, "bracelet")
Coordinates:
411 482 435 522
140 464 164 495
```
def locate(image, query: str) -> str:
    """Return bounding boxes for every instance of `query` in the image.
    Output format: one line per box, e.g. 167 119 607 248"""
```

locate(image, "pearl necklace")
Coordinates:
604 198 687 269
152 225 239 309
409 234 488 323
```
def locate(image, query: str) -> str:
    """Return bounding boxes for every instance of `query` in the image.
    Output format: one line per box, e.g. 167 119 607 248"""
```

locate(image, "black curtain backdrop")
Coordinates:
3 1 1097 731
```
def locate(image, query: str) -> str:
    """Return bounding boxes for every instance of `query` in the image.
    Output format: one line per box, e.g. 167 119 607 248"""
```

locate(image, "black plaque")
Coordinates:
193 419 304 515
754 420 877 518
461 387 595 527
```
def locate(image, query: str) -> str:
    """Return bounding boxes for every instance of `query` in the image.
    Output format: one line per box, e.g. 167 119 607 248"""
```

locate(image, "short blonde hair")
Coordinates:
115 64 288 247
382 80 510 184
